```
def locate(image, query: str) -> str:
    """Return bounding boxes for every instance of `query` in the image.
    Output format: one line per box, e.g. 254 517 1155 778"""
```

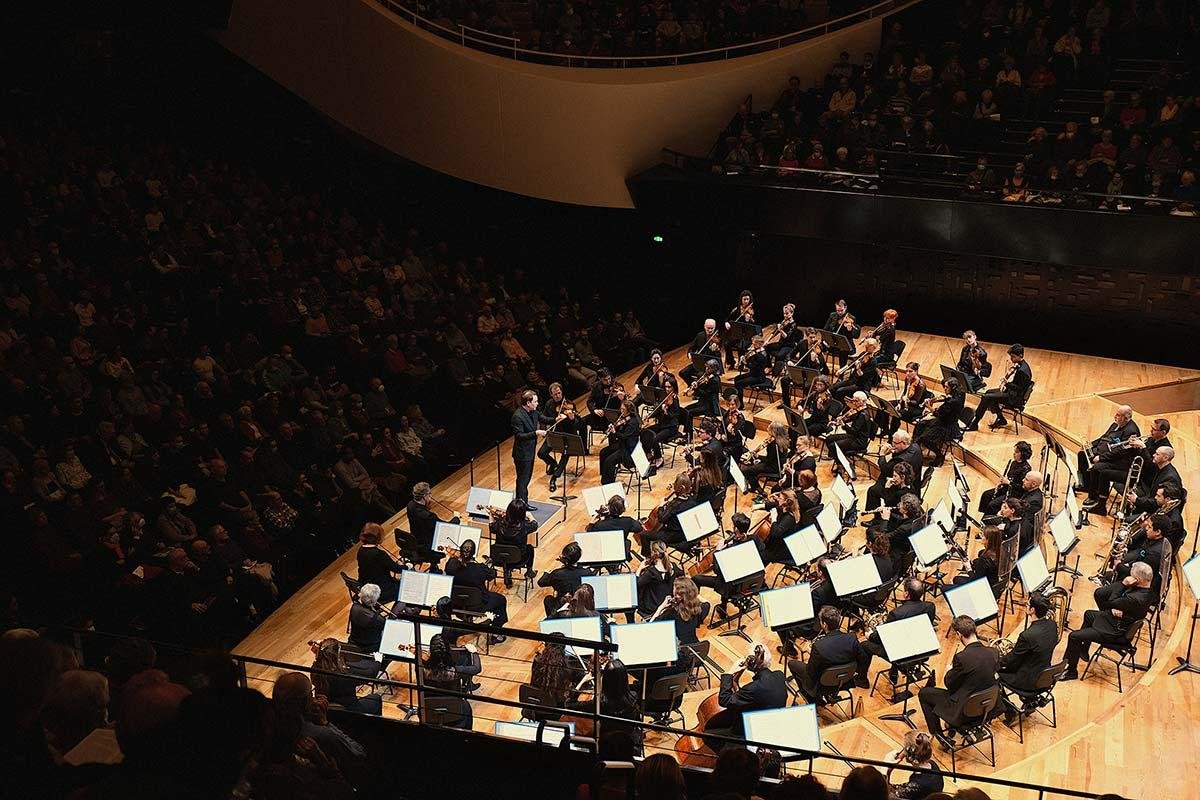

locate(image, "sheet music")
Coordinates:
947 481 964 515
784 525 827 566
379 618 444 660
909 523 950 567
728 458 748 493
831 474 856 512
825 553 882 597
1049 509 1077 553
433 521 484 555
493 720 572 747
1016 547 1051 593
833 443 854 478
582 573 638 610
539 616 604 656
398 570 455 607
815 503 841 541
944 577 999 622
759 583 816 629
631 441 651 478
930 499 954 534
678 502 720 542
876 614 941 662
1065 489 1081 527
714 539 766 582
574 530 627 564
742 705 821 756
467 486 513 516
1182 554 1200 602
582 483 626 517
610 620 678 666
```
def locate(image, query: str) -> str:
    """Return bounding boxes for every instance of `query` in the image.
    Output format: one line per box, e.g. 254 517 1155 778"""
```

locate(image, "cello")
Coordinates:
673 690 722 768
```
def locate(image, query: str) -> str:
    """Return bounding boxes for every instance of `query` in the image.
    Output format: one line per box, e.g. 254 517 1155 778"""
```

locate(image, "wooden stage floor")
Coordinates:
235 330 1199 799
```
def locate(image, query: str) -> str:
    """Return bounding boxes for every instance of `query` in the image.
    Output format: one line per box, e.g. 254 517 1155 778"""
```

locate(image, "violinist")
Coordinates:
723 289 756 369
585 369 620 437
824 300 862 369
587 495 643 563
763 303 800 367
693 447 729 510
446 539 509 642
489 498 539 587
779 330 829 407
778 467 822 510
685 420 725 471
681 318 722 385
637 541 685 618
719 389 756 462
825 391 872 463
639 472 701 557
683 358 722 422
537 542 595 616
978 441 1033 515
877 362 928 439
823 298 856 334
742 421 792 497
762 490 803 564
957 330 992 392
966 344 1033 431
693 513 766 620
634 349 674 407
640 377 686 468
734 335 773 403
869 309 899 357
348 581 392 654
913 377 966 464
864 431 925 512
356 523 403 602
703 643 788 742
800 377 840 436
831 338 881 400
599 400 642 485
538 381 581 492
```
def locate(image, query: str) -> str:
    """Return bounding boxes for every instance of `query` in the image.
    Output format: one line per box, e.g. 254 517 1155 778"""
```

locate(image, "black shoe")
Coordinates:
526 569 539 580
963 423 979 432
934 733 955 752
853 675 871 689
1003 709 1019 727
892 690 913 703
466 681 482 692
988 417 1010 429
526 504 539 512
549 477 557 493
545 463 554 475
489 634 507 644
1060 669 1079 682
504 573 514 589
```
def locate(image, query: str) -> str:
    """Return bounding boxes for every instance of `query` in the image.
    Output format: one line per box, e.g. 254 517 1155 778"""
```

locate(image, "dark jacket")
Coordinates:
1091 582 1152 638
348 602 385 653
933 641 999 724
998 617 1057 691
537 564 594 596
510 407 540 462
798 631 862 699
406 500 444 550
717 668 788 732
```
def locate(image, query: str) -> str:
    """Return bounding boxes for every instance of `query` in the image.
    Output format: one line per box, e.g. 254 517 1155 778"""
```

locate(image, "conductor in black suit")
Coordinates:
703 642 788 741
918 616 1000 748
788 606 868 701
511 390 544 506
997 592 1058 724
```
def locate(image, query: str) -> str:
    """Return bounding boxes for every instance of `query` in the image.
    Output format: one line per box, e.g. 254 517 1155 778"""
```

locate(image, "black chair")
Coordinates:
392 528 425 570
518 683 559 722
997 381 1036 435
848 575 900 630
798 662 858 722
1000 661 1068 743
340 572 362 634
683 629 717 689
1081 619 1144 692
491 542 534 601
944 684 1001 772
643 672 689 727
420 694 470 729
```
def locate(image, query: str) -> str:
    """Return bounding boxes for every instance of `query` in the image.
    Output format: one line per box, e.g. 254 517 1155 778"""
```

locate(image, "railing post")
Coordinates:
592 652 603 744
413 617 426 720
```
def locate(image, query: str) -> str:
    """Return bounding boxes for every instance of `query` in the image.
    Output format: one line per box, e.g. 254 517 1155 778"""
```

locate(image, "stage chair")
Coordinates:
1081 618 1145 693
1000 661 1068 743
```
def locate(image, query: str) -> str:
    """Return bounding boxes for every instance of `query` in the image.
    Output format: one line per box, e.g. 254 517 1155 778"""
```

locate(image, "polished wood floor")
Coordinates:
236 329 1199 799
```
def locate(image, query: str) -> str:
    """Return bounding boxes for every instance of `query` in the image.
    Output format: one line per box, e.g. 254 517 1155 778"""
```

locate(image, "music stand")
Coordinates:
1168 553 1200 677
820 330 854 360
939 364 975 394
785 366 821 396
726 321 763 343
874 615 941 728
691 353 716 374
575 530 630 574
714 540 767 641
1048 508 1083 582
582 573 639 616
639 385 668 406
547 431 587 504
781 405 810 442
944 577 1001 638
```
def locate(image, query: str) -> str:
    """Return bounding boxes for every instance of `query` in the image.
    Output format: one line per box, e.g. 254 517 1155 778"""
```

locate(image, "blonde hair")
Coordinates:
672 577 703 622
768 421 789 451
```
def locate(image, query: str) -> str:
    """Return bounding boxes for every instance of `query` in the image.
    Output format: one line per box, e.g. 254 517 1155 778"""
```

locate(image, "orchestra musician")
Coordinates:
741 421 791 497
1145 483 1186 552
863 431 925 512
951 525 1004 598
978 442 1034 515
685 420 726 473
1078 405 1140 511
692 448 729 511
830 338 881 400
863 460 916 522
637 541 685 619
634 349 674 407
1014 472 1044 554
489 498 539 587
918 616 1000 750
827 304 863 368
956 330 992 392
702 642 788 744
584 369 621 437
763 303 800 368
876 362 928 439
912 376 965 463
648 576 706 647
825 391 872 464
870 309 899 356
779 329 829 407
587 495 644 562
724 289 756 369
823 298 856 333
872 492 926 576
787 605 871 699
1113 513 1170 598
718 389 756 463
966 344 1032 431
356 522 403 602
1087 418 1172 515
538 382 582 493
761 490 803 564
681 319 723 385
640 376 686 466
1061 563 1153 681
799 377 840 436
997 592 1058 725
858 577 936 684
445 539 509 643
733 335 773 403
806 534 897 626
1126 446 1181 516
693 513 766 621
683 359 722 423
348 582 391 654
639 472 702 557
599 400 642 485
421 633 482 730
404 482 454 571
778 467 822 510
537 542 595 617
309 638 384 716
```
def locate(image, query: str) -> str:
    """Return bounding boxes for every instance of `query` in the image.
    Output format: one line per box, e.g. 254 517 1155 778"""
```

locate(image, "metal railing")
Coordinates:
375 0 910 68
52 622 1119 799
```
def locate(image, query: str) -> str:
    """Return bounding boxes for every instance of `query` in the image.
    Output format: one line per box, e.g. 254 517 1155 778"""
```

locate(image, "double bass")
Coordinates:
674 691 721 768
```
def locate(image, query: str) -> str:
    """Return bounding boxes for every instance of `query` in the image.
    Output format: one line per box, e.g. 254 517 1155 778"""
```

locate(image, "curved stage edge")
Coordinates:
234 330 1199 799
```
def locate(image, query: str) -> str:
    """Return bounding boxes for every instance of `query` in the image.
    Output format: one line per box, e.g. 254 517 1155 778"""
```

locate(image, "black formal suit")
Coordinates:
919 641 1000 735
1136 437 1173 489
979 460 1031 515
789 631 867 700
348 601 386 653
1133 463 1181 513
510 406 540 502
450 558 508 626
864 444 924 510
970 359 1033 426
957 344 992 391
862 599 938 666
1063 582 1152 671
402 500 449 569
537 564 594 616
999 617 1057 691
704 668 789 737
826 409 872 462
1017 487 1044 553
1079 419 1141 497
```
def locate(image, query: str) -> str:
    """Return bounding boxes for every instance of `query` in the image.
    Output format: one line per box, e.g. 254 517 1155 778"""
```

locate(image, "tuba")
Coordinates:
1044 587 1070 642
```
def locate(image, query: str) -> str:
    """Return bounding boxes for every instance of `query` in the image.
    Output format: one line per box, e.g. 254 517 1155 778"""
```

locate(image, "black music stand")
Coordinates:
939 364 975 394
820 330 854 363
784 366 822 406
640 385 668 407
546 432 586 502
716 573 765 642
690 353 717 374
875 658 935 729
726 321 763 342
782 405 810 441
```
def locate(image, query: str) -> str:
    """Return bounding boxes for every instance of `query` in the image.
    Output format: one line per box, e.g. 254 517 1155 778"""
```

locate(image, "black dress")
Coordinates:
357 544 402 601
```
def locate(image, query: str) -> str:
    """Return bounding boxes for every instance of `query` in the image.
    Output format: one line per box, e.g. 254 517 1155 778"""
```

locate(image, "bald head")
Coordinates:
1116 405 1133 423
1024 471 1043 490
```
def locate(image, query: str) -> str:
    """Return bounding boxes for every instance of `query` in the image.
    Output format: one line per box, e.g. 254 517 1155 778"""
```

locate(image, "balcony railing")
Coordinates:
375 0 909 68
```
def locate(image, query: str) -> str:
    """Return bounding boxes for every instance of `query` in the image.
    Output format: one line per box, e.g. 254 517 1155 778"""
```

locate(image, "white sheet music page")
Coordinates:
784 525 827 565
1049 509 1077 552
815 503 841 541
742 705 821 755
582 483 626 517
909 523 950 567
759 583 815 629
574 530 626 563
679 502 720 542
876 614 941 662
540 616 604 656
583 573 638 610
825 553 882 596
1016 547 1051 593
611 620 678 666
715 539 766 582
944 577 999 622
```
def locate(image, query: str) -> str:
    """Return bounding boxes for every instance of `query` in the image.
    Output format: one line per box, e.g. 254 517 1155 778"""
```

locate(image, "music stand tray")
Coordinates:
939 364 975 394
727 321 763 342
715 574 765 642
691 353 716 374
820 330 853 355
782 406 810 440
546 432 587 505
640 386 668 406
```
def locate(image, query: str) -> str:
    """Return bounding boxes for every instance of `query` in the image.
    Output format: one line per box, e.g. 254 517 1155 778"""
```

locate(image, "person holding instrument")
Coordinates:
489 497 539 587
511 389 545 505
978 442 1033 515
693 512 766 623
997 592 1057 725
584 369 621 439
639 472 702 557
799 376 839 435
764 303 800 368
877 362 927 439
356 523 403 602
864 460 916 520
703 642 788 744
403 482 453 571
633 349 674 407
683 358 722 423
1078 405 1140 510
587 495 643 563
831 339 881 400
310 638 383 716
966 344 1032 431
420 633 481 729
823 299 861 368
734 335 773 403
913 376 965 462
681 319 722 386
859 577 936 684
637 541 685 619
884 731 944 799
762 489 802 564
445 539 509 643
1087 418 1172 515
952 525 1003 597
779 329 829 408
538 382 582 493
742 421 792 498
538 542 595 616
724 289 756 369
719 389 755 463
870 308 899 357
788 605 870 700
599 400 641 485
640 377 685 469
918 616 1000 750
348 582 393 655
956 330 992 392
648 575 706 647
825 391 872 464
864 430 924 512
